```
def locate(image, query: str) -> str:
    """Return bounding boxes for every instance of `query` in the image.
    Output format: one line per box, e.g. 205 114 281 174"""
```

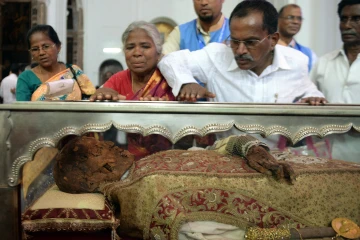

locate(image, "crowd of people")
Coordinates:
0 0 358 105
0 0 359 160
3 2 359 239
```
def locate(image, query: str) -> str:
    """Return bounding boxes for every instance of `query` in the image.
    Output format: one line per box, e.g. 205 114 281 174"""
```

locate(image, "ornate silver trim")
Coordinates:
172 122 234 143
353 125 360 133
235 123 353 145
53 127 80 143
10 156 29 185
7 121 356 186
9 122 113 186
79 122 113 135
28 138 56 153
113 123 172 140
292 123 353 144
235 124 266 135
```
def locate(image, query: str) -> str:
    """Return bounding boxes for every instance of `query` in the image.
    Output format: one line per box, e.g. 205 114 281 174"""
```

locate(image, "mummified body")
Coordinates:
53 135 295 194
53 136 134 193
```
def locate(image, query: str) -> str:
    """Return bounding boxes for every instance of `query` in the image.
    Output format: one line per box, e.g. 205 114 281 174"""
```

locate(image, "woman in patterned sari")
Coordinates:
16 25 95 101
90 21 175 159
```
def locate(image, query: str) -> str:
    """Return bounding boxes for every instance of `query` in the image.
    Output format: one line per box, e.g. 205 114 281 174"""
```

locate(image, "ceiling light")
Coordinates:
103 48 121 53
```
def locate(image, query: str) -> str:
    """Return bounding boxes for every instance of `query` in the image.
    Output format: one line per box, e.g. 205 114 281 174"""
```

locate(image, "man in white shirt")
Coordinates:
311 0 360 104
311 0 360 162
277 4 317 72
162 0 230 55
0 63 19 104
158 0 325 105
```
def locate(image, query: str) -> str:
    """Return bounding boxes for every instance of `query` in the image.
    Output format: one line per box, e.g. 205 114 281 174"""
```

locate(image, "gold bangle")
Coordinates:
245 227 291 240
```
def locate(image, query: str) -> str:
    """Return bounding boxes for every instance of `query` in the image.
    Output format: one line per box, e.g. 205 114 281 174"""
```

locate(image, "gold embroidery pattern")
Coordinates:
147 188 307 239
101 150 360 239
130 150 360 183
22 200 118 232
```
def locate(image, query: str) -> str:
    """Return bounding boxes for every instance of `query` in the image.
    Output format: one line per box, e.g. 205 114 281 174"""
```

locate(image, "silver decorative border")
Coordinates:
7 121 357 186
235 123 353 145
113 123 172 140
172 122 235 143
292 124 353 144
9 122 113 186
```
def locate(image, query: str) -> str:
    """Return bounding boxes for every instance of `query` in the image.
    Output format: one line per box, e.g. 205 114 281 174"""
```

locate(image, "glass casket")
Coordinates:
0 102 359 240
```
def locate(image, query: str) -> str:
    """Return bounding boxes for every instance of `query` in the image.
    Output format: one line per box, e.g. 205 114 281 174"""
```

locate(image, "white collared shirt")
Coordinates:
159 43 324 103
311 48 360 103
0 73 17 104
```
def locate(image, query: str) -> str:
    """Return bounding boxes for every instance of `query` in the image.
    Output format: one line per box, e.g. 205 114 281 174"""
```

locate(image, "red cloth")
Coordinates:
103 69 134 100
103 69 174 160
103 68 175 101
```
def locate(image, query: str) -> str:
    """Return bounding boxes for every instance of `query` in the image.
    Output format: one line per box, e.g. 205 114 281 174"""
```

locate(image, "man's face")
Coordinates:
193 0 224 23
278 6 302 38
340 4 360 46
228 12 278 76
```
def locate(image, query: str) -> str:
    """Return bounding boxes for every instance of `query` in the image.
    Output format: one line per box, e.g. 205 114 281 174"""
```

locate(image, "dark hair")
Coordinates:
18 63 28 73
229 0 278 35
30 62 39 68
278 4 301 17
26 24 61 49
10 63 20 75
338 0 360 16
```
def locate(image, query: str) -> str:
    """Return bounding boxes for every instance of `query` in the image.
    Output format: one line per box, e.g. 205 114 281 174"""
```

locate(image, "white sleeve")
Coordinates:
0 81 3 98
301 76 325 98
310 60 320 86
300 58 324 99
311 50 318 69
158 47 215 97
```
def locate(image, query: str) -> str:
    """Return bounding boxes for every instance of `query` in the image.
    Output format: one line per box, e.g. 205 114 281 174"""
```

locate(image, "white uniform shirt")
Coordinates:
159 43 324 103
311 48 360 103
0 73 18 104
310 48 360 163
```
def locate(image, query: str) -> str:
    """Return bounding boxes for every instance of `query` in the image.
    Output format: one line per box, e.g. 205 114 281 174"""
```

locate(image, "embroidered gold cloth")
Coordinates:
101 150 360 240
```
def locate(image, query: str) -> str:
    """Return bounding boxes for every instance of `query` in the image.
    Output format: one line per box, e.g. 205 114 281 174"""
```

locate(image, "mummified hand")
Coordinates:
246 146 296 183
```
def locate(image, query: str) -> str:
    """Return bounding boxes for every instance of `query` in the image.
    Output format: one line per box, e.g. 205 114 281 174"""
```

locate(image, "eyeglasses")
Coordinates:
194 0 216 3
225 35 271 50
340 16 360 25
280 15 304 22
29 44 56 54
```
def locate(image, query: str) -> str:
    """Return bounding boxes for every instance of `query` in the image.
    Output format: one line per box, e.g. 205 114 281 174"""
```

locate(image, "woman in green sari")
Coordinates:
16 25 95 101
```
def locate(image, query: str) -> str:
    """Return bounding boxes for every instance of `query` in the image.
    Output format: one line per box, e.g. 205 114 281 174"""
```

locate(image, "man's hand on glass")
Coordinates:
89 88 126 101
139 95 170 101
299 97 327 106
178 83 216 102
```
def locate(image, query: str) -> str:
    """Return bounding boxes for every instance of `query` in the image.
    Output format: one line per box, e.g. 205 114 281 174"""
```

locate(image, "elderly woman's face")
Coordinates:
124 29 160 76
29 32 60 68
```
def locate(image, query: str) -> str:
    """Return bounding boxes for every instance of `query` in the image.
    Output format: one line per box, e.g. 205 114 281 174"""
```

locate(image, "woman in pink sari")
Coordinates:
90 21 175 159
